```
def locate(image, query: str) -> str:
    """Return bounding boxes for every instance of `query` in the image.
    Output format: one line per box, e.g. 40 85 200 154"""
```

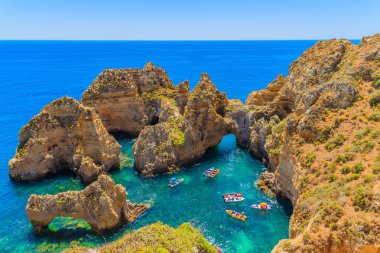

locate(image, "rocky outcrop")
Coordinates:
82 62 188 135
133 73 228 175
65 222 217 253
227 34 380 252
26 175 148 233
9 97 121 182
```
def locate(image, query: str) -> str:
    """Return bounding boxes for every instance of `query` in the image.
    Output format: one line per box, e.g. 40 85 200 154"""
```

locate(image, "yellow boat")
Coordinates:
226 209 247 221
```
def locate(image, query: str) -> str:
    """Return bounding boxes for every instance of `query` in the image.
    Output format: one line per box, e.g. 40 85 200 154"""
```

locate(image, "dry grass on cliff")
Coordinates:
285 73 380 250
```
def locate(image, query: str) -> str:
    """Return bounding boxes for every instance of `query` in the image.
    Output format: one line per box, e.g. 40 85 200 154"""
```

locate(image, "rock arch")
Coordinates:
26 175 148 233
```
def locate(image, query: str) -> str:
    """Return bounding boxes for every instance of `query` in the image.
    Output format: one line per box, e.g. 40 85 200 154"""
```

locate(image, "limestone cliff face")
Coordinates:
9 97 121 182
82 62 188 135
133 73 228 175
26 175 148 233
227 34 380 252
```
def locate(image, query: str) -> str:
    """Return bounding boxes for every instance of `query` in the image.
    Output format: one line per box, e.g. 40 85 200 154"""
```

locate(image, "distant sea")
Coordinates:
0 40 359 252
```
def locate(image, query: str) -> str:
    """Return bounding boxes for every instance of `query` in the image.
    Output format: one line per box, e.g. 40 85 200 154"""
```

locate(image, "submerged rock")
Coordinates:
9 97 121 182
26 175 148 233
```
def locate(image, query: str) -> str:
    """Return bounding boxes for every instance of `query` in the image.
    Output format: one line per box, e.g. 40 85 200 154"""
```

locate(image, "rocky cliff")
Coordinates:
9 97 121 182
227 34 380 252
133 73 228 174
26 175 148 233
9 62 228 179
65 222 216 253
82 62 188 135
82 62 228 175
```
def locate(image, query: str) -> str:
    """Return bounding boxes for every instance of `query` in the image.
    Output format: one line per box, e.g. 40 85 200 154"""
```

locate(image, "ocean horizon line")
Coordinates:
0 38 361 42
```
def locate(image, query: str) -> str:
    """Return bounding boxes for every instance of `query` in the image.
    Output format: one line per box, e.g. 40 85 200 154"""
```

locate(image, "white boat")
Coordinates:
251 203 272 210
168 178 184 188
224 197 245 203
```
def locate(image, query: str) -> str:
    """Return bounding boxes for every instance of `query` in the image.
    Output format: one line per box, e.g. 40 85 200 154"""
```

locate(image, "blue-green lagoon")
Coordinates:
1 135 291 253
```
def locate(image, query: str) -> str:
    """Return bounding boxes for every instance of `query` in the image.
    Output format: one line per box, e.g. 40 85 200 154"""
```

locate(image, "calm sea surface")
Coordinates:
0 40 343 252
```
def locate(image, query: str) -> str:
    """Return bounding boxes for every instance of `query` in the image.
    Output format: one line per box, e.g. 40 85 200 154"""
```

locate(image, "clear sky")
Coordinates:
0 0 379 40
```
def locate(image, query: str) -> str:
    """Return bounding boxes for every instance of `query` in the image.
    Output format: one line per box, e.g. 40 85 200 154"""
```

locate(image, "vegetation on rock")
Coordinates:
65 222 216 253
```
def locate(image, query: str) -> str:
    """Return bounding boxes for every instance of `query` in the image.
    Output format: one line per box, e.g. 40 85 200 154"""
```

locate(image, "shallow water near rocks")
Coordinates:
114 135 292 253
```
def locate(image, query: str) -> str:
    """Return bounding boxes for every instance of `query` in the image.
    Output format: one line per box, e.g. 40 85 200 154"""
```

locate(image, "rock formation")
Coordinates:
133 73 228 174
9 97 121 182
82 62 228 175
26 175 148 233
82 62 188 135
65 222 216 253
226 34 380 252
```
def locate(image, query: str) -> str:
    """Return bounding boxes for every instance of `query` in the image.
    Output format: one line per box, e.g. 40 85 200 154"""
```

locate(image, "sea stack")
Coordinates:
26 175 148 233
8 97 121 182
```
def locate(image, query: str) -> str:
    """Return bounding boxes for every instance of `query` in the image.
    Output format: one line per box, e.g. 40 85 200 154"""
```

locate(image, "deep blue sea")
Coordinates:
0 40 332 252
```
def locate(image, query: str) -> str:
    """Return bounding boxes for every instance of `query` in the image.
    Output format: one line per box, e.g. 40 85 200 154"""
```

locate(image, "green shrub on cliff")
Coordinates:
366 111 380 122
341 165 351 174
65 222 216 253
370 90 380 107
166 118 185 146
327 173 338 182
352 162 364 174
372 71 380 88
334 152 354 165
353 187 373 210
305 152 316 167
325 134 345 151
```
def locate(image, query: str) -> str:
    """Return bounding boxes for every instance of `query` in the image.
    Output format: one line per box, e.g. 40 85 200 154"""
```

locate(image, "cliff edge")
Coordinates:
227 34 380 252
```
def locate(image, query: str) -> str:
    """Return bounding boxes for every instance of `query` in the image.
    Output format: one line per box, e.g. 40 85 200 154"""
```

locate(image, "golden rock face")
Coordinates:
26 175 148 233
8 96 121 182
230 34 380 252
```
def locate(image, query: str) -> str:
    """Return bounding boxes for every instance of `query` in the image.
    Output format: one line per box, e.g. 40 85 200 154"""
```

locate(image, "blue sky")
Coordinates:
0 0 379 40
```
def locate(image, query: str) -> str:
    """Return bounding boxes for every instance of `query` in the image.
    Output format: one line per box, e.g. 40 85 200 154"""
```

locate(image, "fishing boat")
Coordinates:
225 210 247 221
207 168 219 178
224 196 245 203
251 202 272 210
223 193 243 198
168 177 184 188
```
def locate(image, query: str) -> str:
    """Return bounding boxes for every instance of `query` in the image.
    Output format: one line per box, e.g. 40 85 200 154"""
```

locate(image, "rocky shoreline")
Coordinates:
9 34 380 252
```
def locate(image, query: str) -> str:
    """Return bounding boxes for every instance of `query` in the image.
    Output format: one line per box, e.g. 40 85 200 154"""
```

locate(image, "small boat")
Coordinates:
226 210 247 221
202 167 214 176
223 193 243 198
224 196 245 203
168 177 184 188
207 168 219 178
251 202 272 210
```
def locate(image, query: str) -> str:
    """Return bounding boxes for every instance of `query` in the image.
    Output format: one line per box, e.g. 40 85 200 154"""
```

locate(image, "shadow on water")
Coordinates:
46 217 93 238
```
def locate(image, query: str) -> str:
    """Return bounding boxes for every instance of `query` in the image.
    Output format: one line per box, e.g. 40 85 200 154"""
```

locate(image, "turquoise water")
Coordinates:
1 135 291 253
0 40 325 252
116 135 292 253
